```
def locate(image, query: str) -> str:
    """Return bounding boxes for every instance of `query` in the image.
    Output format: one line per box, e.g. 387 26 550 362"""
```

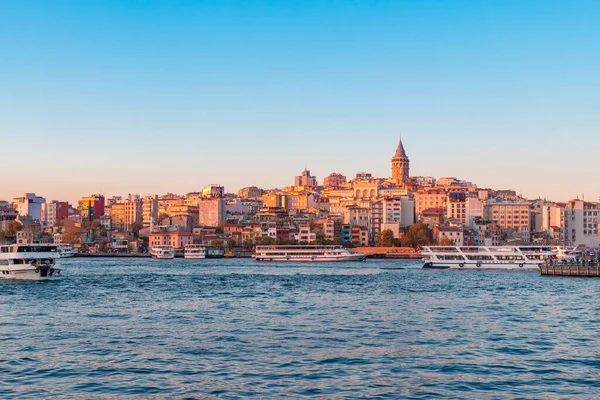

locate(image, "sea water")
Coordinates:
0 258 599 398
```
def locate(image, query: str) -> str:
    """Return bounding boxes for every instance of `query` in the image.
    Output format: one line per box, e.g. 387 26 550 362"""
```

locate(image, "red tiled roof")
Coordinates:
436 226 462 232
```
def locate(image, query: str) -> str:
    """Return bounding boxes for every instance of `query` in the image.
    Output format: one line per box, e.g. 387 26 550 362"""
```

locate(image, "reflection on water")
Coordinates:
0 258 599 399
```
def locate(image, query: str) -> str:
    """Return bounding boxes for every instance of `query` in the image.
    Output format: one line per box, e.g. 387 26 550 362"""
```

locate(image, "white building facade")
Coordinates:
563 199 600 247
13 193 46 221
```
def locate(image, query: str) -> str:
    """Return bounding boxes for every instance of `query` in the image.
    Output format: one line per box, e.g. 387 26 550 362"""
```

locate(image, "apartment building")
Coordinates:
78 194 105 222
415 190 446 216
142 194 159 228
484 199 531 231
563 199 600 247
14 193 46 221
110 198 142 231
199 198 226 227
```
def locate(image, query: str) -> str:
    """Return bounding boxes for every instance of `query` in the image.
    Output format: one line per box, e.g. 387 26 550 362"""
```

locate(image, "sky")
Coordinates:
1 0 599 204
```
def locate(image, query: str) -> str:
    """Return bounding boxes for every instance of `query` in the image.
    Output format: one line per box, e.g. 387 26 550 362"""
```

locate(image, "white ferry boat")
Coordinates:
0 244 62 279
254 245 366 262
150 245 175 259
56 243 78 258
184 244 206 259
421 246 555 269
551 246 577 261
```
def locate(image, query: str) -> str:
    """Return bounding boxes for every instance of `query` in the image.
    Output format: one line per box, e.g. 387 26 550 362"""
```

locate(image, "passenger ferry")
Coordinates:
421 246 555 269
56 243 78 258
184 244 206 259
150 245 175 259
254 245 366 262
0 244 62 279
551 246 578 260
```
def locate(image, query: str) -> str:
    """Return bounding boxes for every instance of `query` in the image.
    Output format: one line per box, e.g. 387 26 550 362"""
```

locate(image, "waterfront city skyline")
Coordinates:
1 1 599 203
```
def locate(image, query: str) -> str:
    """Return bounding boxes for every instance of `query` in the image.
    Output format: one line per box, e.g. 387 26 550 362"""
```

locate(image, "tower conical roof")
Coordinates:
394 137 407 158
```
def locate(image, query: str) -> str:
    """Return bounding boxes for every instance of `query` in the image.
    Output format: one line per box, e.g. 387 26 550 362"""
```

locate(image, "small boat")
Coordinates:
253 245 366 262
150 245 175 259
206 247 225 258
184 244 206 259
56 243 78 258
0 244 62 279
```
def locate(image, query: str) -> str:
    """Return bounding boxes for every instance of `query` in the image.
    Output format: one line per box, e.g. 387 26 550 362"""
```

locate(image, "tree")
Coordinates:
438 237 454 246
226 239 237 250
99 241 109 252
210 239 224 248
376 229 395 247
401 221 433 248
130 222 143 238
276 238 298 245
158 212 169 224
259 236 275 245
342 241 354 248
315 231 327 245
5 221 22 236
242 238 254 250
61 219 82 245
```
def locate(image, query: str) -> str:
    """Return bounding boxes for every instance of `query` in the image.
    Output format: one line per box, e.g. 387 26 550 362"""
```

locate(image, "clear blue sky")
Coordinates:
1 0 598 204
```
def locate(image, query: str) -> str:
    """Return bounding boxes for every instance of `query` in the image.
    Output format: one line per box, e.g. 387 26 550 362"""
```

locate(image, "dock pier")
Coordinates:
352 247 422 259
540 263 600 277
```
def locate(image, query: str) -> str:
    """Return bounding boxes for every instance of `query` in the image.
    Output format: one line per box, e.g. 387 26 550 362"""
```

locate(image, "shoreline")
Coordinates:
73 253 254 258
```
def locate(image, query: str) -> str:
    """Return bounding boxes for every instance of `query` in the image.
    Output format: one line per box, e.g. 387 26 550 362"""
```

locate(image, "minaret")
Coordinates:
391 137 409 185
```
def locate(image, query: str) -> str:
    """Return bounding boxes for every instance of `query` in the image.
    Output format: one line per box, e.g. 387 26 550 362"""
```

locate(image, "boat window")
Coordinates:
439 255 465 260
466 255 493 261
13 246 57 253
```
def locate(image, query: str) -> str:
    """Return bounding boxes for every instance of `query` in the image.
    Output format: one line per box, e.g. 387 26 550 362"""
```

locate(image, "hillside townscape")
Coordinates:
1 139 595 254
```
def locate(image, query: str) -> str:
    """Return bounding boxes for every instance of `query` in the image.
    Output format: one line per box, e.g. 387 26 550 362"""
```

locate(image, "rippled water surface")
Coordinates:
1 258 600 399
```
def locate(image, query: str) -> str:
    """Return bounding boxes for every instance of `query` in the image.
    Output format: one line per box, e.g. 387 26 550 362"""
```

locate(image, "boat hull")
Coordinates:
184 254 206 259
0 266 61 279
151 254 174 259
423 261 541 270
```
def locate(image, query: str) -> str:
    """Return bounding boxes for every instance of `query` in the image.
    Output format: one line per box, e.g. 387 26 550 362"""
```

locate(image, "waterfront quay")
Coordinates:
541 257 600 277
352 246 422 259
541 264 600 277
75 250 254 258
539 248 600 277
